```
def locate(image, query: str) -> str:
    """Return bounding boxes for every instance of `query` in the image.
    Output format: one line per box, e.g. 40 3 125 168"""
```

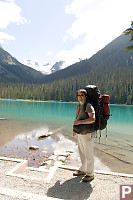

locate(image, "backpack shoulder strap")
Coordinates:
83 102 87 112
83 102 90 118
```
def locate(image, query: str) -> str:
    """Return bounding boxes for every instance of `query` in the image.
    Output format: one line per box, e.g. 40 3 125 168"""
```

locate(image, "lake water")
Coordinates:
0 100 133 174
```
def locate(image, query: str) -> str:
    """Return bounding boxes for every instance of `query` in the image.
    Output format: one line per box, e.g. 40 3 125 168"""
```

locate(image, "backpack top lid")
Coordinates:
102 94 110 103
85 85 101 104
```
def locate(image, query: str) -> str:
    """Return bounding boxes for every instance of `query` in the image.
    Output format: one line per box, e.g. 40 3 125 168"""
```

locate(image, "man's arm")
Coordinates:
73 112 95 125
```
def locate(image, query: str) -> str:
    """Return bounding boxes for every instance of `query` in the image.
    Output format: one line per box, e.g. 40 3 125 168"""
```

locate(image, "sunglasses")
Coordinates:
77 94 84 97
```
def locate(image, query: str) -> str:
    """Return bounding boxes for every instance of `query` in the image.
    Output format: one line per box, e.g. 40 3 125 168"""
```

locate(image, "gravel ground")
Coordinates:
0 159 133 200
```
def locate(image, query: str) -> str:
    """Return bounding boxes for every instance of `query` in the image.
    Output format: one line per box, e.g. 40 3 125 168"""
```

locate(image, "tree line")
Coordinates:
0 65 133 104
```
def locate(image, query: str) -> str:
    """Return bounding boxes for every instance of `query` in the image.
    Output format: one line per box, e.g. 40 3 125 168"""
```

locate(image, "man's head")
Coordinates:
77 89 87 105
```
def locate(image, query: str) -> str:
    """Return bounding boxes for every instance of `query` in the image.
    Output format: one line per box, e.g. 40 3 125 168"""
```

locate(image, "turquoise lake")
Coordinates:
0 100 133 173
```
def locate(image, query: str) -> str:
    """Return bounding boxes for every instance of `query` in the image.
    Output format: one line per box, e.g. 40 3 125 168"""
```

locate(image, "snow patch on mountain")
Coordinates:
22 60 66 75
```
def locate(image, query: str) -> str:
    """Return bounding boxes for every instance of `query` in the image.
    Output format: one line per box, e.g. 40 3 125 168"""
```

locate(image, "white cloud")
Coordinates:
47 51 53 56
65 0 132 40
0 32 15 41
0 0 29 29
56 0 133 67
0 0 29 44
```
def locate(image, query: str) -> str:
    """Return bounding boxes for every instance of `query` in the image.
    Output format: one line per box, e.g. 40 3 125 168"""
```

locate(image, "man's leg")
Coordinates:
77 134 86 172
78 134 94 176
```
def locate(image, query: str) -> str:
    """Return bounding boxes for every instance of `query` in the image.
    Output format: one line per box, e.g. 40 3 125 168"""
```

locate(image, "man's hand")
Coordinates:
73 131 76 137
73 120 80 125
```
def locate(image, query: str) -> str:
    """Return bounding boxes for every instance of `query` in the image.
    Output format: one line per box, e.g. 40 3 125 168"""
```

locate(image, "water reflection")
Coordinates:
0 100 133 173
0 124 111 172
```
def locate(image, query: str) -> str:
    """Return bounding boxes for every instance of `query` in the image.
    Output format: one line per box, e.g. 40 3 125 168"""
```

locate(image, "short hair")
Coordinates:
77 89 87 96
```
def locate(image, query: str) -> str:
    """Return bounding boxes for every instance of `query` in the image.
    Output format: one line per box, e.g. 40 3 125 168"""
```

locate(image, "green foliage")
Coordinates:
123 21 133 52
125 46 133 52
0 65 133 104
1 34 133 104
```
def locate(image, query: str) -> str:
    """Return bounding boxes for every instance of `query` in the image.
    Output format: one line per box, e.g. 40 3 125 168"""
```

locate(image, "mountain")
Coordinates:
36 33 133 104
41 34 133 83
51 61 65 73
23 60 65 75
1 34 132 84
22 60 49 74
0 34 133 104
0 47 44 83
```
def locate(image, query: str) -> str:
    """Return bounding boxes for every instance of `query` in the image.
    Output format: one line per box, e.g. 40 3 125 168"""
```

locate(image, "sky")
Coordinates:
0 0 133 73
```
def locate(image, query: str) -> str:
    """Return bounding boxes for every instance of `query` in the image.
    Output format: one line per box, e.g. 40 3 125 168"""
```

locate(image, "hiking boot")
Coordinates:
82 175 94 182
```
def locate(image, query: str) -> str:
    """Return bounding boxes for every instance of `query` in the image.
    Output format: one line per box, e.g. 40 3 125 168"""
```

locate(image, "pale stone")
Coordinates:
48 155 57 160
38 132 53 140
57 156 66 162
66 150 74 153
42 151 47 154
42 160 51 165
29 146 39 150
59 152 70 157
54 151 70 157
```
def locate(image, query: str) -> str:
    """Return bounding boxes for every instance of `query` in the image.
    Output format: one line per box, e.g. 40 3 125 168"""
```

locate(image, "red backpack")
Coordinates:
102 94 110 120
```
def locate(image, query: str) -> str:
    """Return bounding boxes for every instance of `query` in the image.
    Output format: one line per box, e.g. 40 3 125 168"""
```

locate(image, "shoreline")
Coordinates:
94 146 133 174
1 98 133 106
0 99 133 175
0 146 133 175
0 118 133 175
0 134 133 175
0 120 133 175
0 98 78 104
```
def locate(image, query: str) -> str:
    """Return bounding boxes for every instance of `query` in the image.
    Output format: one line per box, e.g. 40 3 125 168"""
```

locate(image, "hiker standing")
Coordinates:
73 89 95 182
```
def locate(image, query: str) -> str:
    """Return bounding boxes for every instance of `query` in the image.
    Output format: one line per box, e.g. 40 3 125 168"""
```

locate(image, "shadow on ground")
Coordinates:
47 176 93 200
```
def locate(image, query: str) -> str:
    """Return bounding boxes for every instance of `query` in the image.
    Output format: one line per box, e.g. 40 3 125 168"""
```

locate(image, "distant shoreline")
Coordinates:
0 98 133 106
0 98 78 103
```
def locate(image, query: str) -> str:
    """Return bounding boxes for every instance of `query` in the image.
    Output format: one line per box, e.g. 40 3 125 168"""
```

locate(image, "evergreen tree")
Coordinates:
123 21 133 51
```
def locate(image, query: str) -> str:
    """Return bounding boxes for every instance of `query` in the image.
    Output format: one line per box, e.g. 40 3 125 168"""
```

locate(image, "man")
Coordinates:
73 89 95 182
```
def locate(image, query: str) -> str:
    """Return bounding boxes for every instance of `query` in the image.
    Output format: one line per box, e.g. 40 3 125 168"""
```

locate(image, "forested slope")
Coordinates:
0 34 133 104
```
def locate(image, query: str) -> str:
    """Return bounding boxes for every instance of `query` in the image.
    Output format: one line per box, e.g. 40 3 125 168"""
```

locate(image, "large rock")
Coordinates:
38 132 53 140
29 146 39 150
